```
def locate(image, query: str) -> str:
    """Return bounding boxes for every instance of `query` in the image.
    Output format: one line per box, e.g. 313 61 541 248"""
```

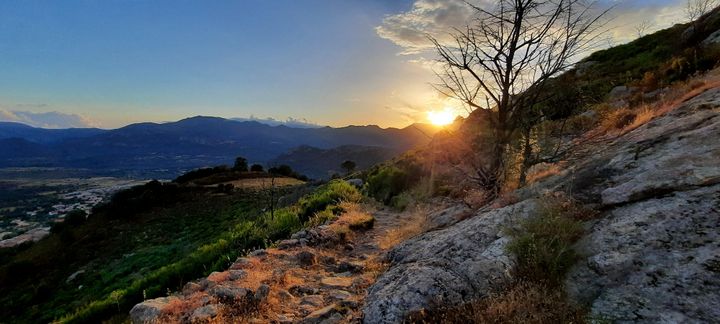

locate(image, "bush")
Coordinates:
268 164 309 181
365 166 414 204
306 207 337 228
260 208 302 241
233 157 248 172
505 200 584 285
297 180 362 222
389 191 415 211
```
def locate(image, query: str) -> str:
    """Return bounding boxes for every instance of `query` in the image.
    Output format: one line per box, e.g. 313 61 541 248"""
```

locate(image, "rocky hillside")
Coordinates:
125 81 720 323
362 80 720 322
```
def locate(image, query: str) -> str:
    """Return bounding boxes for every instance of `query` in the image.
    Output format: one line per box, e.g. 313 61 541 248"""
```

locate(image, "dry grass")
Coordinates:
593 70 720 137
462 188 488 209
525 162 565 184
600 107 637 132
378 207 429 250
622 105 654 133
327 202 375 239
406 282 586 324
207 271 231 283
363 255 390 280
157 292 216 323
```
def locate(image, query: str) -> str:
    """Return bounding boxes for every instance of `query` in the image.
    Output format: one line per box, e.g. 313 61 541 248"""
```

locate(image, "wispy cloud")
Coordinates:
0 108 99 128
375 0 482 55
377 0 686 56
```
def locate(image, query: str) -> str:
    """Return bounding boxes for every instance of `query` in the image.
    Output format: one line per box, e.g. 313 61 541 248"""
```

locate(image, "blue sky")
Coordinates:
0 0 687 128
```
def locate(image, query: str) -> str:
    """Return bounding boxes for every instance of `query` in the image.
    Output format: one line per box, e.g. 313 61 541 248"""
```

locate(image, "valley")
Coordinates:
0 168 145 247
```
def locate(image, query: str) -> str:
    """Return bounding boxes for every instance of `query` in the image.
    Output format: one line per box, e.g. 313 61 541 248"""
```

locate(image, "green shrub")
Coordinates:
297 180 361 222
260 208 302 241
365 166 412 204
505 202 584 285
389 191 414 211
306 207 336 227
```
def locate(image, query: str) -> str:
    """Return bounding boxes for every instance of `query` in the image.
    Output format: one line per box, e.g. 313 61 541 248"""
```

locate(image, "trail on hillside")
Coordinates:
132 204 428 323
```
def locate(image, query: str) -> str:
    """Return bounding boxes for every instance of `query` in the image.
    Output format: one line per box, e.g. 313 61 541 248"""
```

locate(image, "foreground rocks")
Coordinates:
129 205 406 323
562 88 720 322
362 200 537 323
363 87 720 322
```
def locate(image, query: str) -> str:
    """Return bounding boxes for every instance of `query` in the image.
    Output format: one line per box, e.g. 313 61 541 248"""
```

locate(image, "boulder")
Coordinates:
209 285 252 302
296 250 317 266
228 269 246 280
300 294 325 307
290 285 319 296
249 249 267 257
230 257 253 270
182 282 202 294
328 290 352 301
130 296 178 324
189 304 218 323
362 200 539 323
278 239 300 250
302 304 342 324
254 284 270 302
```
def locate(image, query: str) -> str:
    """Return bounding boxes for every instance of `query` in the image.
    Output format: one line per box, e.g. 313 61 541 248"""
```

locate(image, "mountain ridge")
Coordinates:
0 116 436 178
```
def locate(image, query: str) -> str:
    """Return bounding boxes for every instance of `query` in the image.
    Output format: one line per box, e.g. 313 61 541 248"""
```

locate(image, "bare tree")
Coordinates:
430 0 608 194
686 0 718 22
635 19 654 38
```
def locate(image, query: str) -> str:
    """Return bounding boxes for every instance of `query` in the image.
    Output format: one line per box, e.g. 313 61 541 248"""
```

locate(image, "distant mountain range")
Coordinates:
0 116 434 179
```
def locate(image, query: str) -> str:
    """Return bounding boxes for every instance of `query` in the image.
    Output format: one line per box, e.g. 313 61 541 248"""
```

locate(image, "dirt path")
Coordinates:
141 204 422 323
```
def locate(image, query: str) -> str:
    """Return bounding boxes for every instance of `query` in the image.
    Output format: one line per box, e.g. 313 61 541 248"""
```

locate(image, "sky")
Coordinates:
0 0 688 129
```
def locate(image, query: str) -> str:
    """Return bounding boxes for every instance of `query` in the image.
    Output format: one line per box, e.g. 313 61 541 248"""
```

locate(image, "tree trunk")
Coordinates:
518 126 533 186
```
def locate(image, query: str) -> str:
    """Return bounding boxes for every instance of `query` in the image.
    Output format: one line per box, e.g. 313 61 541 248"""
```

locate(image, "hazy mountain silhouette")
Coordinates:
0 116 433 178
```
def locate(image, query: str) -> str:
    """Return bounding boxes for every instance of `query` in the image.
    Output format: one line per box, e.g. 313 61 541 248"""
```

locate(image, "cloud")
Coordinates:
0 108 99 128
377 0 686 56
231 116 323 128
375 0 483 54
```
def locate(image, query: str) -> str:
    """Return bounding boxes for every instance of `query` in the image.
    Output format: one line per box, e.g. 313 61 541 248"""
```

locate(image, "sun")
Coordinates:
427 109 455 126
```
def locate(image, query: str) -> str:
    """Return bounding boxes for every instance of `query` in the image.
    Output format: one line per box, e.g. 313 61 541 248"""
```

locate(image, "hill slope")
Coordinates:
270 145 399 179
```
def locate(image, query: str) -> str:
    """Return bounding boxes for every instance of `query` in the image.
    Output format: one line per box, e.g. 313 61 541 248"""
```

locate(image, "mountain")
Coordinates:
270 145 399 179
0 117 434 178
0 122 106 144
